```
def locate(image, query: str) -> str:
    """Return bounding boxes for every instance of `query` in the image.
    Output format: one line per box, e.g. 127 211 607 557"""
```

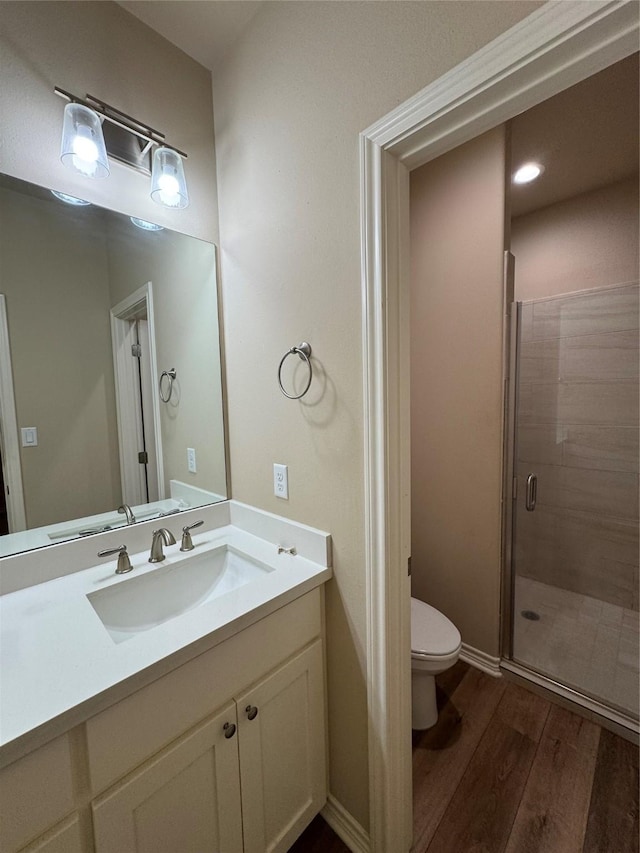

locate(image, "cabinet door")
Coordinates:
237 640 326 853
20 815 85 853
92 703 243 853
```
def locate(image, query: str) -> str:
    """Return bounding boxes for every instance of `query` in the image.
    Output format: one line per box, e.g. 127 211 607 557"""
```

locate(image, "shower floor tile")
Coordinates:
513 576 639 718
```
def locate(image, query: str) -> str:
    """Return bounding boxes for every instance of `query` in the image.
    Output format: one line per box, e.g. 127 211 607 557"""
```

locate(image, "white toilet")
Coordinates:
411 597 462 730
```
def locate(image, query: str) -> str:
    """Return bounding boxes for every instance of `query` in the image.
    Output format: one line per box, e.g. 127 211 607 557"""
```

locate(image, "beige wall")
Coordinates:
0 186 121 528
106 220 227 499
409 127 507 656
0 1 217 243
512 177 639 300
214 1 541 828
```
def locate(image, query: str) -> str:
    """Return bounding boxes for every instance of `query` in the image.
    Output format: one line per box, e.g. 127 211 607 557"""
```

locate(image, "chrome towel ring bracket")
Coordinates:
278 342 312 400
159 368 176 403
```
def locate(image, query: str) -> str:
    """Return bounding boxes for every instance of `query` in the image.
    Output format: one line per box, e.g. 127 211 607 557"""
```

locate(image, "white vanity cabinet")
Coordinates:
0 589 327 853
92 640 325 853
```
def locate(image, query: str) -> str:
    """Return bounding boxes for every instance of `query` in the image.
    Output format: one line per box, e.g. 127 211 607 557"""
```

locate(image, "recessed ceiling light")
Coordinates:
513 162 544 185
130 217 164 232
51 190 91 206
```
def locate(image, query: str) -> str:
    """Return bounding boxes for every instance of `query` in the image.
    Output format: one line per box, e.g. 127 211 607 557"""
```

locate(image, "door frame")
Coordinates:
359 2 639 849
111 282 164 506
0 295 26 531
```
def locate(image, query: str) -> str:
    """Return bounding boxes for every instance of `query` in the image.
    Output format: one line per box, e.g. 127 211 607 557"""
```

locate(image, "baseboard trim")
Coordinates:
460 643 502 677
321 794 370 853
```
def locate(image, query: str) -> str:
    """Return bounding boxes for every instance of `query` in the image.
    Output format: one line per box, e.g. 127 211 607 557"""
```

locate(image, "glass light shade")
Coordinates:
151 147 189 209
60 103 110 179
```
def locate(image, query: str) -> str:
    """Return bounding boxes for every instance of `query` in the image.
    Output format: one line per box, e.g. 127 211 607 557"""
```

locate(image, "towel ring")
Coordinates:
159 368 176 403
278 342 312 400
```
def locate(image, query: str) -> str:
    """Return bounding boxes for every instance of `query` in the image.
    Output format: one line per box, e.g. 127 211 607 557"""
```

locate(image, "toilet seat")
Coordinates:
411 597 461 659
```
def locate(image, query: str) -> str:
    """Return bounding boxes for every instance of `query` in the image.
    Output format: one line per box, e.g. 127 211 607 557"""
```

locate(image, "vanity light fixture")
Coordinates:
55 87 189 209
51 190 91 206
513 162 544 184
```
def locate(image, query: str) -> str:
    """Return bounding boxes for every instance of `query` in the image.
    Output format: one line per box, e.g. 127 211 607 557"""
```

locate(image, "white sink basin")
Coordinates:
87 546 273 643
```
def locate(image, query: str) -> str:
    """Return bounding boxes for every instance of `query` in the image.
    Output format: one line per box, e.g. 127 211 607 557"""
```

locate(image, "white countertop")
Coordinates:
0 502 332 768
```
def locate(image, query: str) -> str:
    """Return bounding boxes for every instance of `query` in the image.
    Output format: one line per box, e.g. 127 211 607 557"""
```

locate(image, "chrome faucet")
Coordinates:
118 504 136 525
149 527 176 563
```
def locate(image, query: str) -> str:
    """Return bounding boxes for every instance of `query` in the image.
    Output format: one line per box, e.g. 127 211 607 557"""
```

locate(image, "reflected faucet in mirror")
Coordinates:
0 172 229 560
118 504 136 525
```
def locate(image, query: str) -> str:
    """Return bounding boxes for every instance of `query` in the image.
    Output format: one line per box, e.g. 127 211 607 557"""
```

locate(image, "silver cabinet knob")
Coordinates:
246 705 258 721
223 722 236 739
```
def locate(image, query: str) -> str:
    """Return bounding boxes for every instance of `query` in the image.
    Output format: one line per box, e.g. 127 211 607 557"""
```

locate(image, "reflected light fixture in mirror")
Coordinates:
131 216 164 231
51 190 91 206
55 87 189 209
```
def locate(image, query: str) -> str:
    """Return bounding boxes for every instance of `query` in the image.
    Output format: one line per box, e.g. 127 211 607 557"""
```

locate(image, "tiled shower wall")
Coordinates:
514 282 639 610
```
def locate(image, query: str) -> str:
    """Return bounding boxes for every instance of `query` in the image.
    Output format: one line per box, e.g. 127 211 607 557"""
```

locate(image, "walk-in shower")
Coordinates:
504 282 639 730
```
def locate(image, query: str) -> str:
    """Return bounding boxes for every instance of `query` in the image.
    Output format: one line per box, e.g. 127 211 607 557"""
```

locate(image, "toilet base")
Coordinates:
411 670 438 730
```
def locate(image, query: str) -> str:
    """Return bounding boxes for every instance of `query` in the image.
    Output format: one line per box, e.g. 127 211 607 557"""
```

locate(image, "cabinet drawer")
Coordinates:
0 734 75 853
86 588 322 793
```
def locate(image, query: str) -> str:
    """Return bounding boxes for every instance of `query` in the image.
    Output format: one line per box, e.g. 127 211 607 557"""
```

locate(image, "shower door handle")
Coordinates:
525 474 537 511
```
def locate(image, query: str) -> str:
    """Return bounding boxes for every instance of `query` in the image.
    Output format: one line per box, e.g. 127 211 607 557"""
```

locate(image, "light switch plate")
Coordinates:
21 427 38 447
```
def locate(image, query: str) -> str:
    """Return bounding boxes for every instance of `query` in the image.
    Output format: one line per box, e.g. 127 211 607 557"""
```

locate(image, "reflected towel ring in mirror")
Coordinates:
159 368 176 403
278 342 312 400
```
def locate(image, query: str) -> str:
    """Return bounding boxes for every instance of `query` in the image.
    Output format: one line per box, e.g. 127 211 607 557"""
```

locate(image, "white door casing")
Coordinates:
360 2 639 850
110 283 164 507
0 295 26 532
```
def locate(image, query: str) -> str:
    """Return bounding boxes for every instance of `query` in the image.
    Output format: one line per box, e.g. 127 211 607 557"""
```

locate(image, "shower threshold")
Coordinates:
500 659 639 743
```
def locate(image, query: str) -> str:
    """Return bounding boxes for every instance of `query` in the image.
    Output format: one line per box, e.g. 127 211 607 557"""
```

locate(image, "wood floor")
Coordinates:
289 661 639 853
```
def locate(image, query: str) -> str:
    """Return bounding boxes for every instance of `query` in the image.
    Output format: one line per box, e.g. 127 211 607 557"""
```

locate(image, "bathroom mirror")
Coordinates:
0 172 227 558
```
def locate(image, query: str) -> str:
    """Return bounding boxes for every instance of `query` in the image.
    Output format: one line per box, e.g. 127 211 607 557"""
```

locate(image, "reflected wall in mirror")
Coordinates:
0 173 227 558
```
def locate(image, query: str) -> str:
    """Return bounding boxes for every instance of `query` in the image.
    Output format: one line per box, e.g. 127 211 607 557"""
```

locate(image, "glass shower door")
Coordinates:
511 283 639 720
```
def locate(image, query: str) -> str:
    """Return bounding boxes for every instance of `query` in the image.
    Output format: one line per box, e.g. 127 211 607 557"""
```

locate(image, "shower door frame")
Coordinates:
360 3 639 849
500 289 639 734
500 268 519 662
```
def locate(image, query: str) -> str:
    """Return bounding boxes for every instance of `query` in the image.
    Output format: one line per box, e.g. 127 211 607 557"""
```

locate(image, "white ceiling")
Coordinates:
116 1 263 71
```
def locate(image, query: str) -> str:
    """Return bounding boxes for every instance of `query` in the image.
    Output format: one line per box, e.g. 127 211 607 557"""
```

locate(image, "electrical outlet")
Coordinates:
187 447 197 473
273 463 288 499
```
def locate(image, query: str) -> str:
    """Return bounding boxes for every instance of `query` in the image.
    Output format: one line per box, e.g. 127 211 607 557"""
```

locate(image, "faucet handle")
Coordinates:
98 545 133 575
180 520 204 552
